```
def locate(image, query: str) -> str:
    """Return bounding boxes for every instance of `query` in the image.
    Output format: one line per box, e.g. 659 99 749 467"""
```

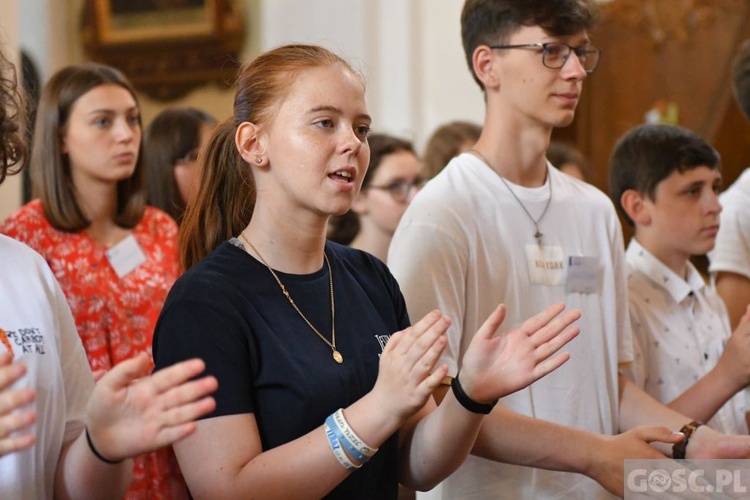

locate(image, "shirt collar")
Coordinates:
626 239 706 303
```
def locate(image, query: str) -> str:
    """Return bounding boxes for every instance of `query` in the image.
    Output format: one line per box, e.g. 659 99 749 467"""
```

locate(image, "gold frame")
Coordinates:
82 0 244 100
94 0 218 44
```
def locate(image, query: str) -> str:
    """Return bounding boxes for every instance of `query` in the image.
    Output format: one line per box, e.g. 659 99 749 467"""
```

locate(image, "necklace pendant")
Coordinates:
534 229 543 247
332 350 343 364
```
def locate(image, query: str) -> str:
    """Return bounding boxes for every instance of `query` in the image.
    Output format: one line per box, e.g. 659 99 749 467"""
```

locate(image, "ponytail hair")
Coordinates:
179 120 254 269
179 43 362 269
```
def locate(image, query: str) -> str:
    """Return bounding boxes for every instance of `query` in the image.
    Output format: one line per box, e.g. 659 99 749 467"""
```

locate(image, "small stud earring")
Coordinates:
255 157 263 164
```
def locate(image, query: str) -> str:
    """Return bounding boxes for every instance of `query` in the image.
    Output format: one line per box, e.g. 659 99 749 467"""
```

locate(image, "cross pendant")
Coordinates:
534 229 543 247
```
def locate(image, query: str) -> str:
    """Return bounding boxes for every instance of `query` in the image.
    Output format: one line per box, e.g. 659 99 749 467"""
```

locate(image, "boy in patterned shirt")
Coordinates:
610 123 750 435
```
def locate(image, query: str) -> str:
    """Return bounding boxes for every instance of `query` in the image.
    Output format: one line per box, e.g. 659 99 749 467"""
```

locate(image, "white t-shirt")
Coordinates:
623 239 747 435
709 168 750 280
0 234 94 499
389 154 631 500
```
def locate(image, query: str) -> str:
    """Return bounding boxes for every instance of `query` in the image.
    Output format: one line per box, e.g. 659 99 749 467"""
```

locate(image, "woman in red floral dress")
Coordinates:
1 63 183 499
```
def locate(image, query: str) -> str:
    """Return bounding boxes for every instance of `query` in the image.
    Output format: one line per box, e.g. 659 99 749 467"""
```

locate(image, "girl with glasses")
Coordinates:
328 133 423 263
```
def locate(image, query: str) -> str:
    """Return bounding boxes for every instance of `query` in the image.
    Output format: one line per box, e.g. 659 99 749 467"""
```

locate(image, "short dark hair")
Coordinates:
609 124 720 226
732 39 750 120
461 0 597 90
32 63 145 232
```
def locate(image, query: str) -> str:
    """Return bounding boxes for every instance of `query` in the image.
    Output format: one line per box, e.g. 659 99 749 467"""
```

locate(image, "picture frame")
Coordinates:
81 0 244 100
95 0 218 45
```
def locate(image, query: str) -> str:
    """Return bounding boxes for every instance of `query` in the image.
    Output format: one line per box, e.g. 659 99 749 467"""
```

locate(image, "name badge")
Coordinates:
566 255 599 294
106 234 146 278
525 244 565 286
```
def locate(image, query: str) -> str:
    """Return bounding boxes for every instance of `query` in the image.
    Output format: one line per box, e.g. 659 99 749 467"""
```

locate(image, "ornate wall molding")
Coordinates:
81 0 244 101
602 0 745 45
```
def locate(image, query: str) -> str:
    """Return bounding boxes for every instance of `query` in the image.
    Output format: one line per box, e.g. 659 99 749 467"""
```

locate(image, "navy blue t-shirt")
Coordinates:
153 240 410 499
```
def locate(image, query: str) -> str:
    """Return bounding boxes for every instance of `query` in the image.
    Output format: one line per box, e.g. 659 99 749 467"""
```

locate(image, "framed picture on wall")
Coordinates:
94 0 218 44
81 0 245 100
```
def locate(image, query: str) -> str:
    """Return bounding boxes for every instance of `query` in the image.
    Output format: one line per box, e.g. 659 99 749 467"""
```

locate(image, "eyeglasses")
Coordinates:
489 42 601 74
367 179 425 203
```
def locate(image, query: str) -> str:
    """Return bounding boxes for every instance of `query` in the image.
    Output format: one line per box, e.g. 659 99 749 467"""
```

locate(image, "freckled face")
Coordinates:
61 84 141 187
260 63 371 218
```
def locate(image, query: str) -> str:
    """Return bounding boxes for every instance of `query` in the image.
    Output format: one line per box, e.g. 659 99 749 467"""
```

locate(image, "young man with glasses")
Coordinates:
389 1 750 498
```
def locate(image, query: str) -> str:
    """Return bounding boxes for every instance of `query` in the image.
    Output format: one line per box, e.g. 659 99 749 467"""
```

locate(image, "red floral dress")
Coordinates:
1 200 182 499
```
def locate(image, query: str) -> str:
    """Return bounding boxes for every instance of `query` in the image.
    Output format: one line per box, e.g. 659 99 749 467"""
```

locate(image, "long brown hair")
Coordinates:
31 63 145 231
180 44 362 269
143 107 216 223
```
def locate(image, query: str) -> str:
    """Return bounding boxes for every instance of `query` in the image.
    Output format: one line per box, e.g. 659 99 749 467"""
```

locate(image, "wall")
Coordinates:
5 1 750 205
0 0 485 219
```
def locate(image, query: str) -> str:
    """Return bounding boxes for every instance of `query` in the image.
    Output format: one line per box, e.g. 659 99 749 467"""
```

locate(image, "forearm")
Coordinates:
619 375 689 454
54 430 132 500
666 363 741 424
400 390 483 490
470 404 602 476
183 394 404 499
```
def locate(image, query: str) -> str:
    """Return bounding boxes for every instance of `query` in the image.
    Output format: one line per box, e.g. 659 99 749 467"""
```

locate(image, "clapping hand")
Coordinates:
0 352 36 457
372 311 452 422
458 302 580 404
84 354 217 462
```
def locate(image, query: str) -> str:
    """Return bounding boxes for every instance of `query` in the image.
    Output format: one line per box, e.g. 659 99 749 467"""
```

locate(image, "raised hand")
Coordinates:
371 311 451 422
0 352 36 457
457 302 580 404
85 354 217 462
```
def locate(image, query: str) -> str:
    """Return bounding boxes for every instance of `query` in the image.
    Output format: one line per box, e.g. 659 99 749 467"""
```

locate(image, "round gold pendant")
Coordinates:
332 350 343 364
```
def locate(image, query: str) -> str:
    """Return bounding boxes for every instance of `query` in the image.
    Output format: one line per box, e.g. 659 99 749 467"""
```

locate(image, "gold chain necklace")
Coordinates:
239 233 343 364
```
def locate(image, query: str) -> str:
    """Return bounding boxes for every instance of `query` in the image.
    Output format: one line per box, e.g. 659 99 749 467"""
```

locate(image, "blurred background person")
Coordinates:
0 62 183 499
710 39 750 331
422 120 481 179
328 133 422 263
546 140 590 182
143 107 216 225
